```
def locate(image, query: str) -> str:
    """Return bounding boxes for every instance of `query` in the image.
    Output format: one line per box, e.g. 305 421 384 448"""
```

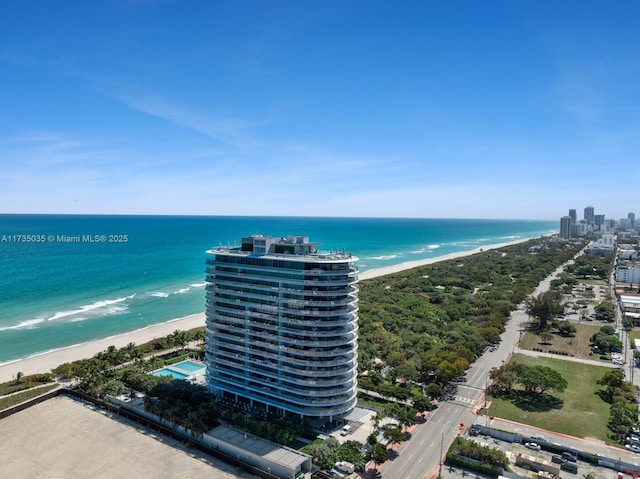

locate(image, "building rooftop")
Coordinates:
208 425 311 470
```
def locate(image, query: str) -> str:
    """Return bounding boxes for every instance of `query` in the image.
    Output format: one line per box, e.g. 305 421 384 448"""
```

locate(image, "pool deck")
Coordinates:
151 360 206 381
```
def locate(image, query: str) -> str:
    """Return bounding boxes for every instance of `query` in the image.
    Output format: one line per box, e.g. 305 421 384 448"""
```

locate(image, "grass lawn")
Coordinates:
519 322 605 360
579 279 608 286
628 330 640 346
0 384 58 410
487 354 615 444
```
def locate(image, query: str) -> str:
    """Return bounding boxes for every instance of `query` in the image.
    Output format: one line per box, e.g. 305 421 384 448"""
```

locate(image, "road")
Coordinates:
374 258 573 479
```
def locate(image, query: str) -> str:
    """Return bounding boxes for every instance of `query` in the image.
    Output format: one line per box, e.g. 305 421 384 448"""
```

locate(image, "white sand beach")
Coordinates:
0 313 206 383
358 238 529 280
0 237 532 384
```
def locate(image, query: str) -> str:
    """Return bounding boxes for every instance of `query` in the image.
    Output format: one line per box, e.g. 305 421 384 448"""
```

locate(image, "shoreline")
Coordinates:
0 236 535 384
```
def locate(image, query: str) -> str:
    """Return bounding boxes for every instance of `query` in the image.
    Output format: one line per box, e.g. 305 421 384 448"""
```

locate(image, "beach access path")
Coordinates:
0 238 530 384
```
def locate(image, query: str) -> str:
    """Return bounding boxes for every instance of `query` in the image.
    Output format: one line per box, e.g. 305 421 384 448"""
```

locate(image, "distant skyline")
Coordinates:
1 1 639 220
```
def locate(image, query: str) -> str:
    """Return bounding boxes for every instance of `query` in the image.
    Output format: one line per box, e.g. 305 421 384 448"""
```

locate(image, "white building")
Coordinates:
618 246 638 260
616 263 640 284
205 235 359 420
587 234 615 256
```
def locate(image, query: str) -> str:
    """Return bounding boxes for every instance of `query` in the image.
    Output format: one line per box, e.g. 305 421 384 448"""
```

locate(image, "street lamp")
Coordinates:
438 429 444 479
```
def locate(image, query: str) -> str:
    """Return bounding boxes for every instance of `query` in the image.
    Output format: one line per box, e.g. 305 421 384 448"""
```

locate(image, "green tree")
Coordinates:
595 302 615 322
370 443 390 470
413 395 431 413
424 383 442 400
383 426 405 448
525 290 563 331
517 365 567 395
591 331 623 354
597 370 625 402
489 363 524 395
557 321 577 337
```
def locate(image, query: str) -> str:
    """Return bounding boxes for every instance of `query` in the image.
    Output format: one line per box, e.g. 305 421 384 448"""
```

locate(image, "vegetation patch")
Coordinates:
446 437 507 477
309 437 367 472
0 384 58 410
519 322 604 359
357 239 584 400
487 354 613 443
0 373 53 396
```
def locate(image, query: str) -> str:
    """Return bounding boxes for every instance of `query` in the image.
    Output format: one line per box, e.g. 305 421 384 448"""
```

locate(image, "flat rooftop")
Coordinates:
207 246 357 263
209 425 310 470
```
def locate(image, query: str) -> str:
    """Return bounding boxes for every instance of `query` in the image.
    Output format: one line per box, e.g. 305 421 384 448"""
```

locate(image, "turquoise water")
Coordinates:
0 215 557 363
175 360 206 373
152 368 190 379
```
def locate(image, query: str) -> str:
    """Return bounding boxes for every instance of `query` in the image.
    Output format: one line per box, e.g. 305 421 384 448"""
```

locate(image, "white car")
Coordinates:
626 444 640 453
525 442 541 451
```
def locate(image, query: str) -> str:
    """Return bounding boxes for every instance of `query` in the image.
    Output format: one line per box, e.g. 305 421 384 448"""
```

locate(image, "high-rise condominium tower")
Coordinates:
204 235 359 419
584 206 595 224
569 209 577 224
594 215 605 228
560 216 572 239
629 212 636 228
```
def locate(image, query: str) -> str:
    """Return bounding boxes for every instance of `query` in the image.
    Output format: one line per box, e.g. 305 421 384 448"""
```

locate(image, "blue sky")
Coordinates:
1 1 639 220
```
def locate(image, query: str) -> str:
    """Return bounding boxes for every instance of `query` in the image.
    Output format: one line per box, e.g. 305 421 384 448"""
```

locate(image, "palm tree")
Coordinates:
383 426 404 449
370 442 389 471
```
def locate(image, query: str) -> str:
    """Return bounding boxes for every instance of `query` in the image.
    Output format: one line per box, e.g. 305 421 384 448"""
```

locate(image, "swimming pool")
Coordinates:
152 368 190 379
174 360 205 373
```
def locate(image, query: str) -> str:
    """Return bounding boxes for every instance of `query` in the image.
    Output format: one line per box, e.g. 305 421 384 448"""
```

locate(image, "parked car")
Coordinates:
562 452 577 462
561 462 578 473
626 436 640 446
551 455 563 464
525 442 541 451
625 444 640 453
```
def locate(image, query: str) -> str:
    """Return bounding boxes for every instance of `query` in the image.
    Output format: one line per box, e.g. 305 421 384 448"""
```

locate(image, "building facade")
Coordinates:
616 263 640 285
204 235 359 419
584 206 595 224
560 216 572 239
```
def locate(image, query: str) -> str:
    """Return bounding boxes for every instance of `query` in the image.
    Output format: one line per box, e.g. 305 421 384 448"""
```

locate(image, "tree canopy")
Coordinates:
525 290 563 331
489 362 567 396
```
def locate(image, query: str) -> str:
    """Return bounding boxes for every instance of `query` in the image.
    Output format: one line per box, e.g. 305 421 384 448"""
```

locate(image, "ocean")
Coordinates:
0 215 557 363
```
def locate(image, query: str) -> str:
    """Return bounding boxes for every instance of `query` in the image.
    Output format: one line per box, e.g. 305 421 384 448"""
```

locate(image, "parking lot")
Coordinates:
464 428 630 479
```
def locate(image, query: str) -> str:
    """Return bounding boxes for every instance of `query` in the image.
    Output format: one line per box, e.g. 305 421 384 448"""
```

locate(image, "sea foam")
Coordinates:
46 294 135 322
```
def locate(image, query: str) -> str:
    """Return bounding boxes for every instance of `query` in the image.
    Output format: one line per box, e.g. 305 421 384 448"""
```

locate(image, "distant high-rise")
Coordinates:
569 209 577 224
204 235 359 419
629 212 636 228
560 216 572 240
594 214 605 228
584 206 595 224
